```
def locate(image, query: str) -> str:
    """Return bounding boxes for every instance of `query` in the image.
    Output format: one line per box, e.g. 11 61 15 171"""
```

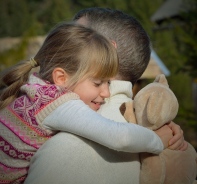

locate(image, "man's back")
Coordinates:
25 132 139 184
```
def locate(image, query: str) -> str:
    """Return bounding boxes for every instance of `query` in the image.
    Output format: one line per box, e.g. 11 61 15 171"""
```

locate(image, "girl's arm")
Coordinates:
43 100 165 154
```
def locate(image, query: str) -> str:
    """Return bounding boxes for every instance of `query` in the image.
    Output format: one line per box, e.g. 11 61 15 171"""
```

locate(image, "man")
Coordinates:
25 8 186 184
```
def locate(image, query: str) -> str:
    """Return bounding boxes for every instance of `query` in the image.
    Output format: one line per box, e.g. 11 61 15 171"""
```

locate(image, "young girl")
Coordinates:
0 22 171 183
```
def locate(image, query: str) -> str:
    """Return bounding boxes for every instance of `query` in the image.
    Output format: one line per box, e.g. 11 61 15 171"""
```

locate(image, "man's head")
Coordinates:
73 7 151 84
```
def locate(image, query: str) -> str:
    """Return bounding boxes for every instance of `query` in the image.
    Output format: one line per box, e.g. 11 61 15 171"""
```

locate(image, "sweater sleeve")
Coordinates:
43 100 163 154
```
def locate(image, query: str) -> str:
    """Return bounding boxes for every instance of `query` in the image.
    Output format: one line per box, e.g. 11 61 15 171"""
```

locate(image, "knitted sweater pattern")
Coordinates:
0 74 79 183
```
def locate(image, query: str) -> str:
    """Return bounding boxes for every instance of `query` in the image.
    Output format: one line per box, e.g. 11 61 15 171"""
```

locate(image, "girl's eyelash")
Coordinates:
94 80 110 86
94 82 101 86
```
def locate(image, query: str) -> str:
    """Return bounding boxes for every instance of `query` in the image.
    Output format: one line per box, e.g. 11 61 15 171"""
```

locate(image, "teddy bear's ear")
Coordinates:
154 74 169 88
119 102 137 124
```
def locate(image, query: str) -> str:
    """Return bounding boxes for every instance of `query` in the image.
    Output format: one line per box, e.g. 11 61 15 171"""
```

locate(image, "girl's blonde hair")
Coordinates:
0 22 119 109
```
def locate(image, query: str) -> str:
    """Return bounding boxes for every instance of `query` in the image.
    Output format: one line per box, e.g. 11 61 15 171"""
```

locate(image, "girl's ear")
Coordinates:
52 68 70 86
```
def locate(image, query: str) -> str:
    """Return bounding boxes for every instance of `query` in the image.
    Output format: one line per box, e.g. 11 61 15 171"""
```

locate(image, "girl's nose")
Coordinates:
100 83 110 98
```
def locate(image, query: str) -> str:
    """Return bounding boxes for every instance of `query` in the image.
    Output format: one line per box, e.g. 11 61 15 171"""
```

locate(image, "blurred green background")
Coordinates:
0 0 196 148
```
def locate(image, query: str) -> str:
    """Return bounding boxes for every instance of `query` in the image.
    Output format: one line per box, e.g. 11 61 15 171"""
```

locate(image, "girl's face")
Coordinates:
72 78 111 111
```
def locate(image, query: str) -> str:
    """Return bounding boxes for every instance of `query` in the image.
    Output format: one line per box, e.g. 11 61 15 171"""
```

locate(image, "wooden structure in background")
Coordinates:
151 0 187 24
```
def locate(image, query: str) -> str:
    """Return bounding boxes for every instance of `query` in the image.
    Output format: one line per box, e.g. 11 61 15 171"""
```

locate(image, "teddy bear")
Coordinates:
120 74 197 184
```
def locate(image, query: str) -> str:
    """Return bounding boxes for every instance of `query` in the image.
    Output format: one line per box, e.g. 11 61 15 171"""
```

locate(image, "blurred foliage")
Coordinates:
0 0 31 37
0 0 197 145
175 0 197 78
0 0 76 37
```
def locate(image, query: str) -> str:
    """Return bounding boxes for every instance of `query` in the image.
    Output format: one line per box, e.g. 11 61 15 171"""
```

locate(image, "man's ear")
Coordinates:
111 40 117 48
52 68 69 86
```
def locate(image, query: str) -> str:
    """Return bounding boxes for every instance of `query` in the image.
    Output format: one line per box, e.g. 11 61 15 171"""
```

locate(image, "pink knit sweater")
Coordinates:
0 74 78 183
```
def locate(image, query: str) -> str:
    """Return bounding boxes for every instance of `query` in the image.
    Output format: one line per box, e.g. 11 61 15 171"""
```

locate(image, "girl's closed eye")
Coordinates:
94 81 102 87
94 80 111 87
92 79 102 87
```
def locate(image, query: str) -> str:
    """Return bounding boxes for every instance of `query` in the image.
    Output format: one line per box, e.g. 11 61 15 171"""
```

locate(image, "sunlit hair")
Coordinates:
0 22 118 109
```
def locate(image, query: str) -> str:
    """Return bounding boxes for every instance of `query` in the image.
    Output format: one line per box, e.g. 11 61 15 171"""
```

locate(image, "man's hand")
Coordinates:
167 121 188 151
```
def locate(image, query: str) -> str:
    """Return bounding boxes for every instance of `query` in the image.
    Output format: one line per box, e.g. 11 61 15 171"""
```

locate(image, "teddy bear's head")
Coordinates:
120 74 179 130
